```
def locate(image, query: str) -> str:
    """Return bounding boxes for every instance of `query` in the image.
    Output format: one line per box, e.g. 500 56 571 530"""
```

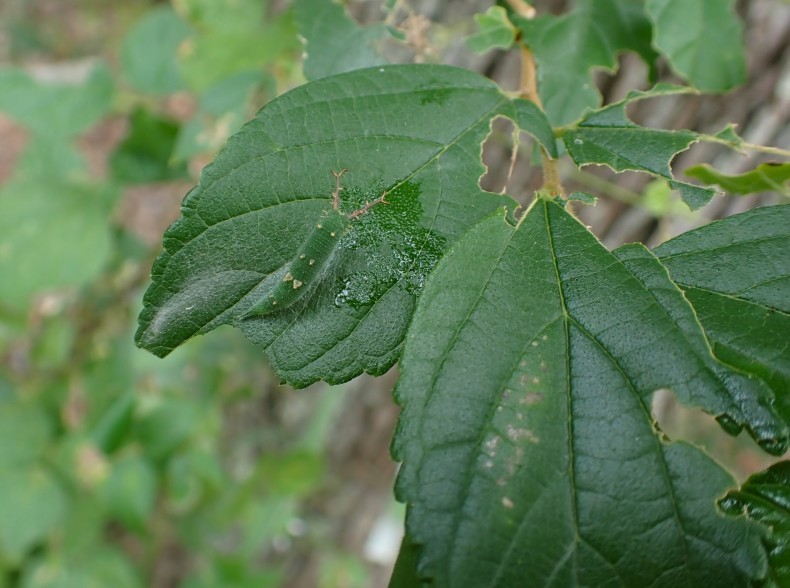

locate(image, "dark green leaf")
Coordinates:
135 65 555 387
685 162 790 196
720 461 790 588
646 0 746 92
655 205 790 427
110 108 188 184
514 0 658 125
295 0 390 80
393 199 782 587
563 86 717 209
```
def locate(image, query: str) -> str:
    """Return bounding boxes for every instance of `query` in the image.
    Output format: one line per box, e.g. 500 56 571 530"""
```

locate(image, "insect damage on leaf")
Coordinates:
243 169 389 317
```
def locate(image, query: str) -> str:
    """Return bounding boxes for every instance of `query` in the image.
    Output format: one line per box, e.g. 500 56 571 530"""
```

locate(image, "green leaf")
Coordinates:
120 6 190 95
295 0 389 80
173 70 269 160
655 205 790 427
514 0 658 125
0 401 53 468
467 6 516 54
646 0 746 92
0 467 67 564
0 64 113 137
109 107 188 184
0 178 118 314
563 86 717 209
685 162 790 196
392 199 783 587
99 454 157 533
20 547 141 588
720 462 790 588
135 64 555 387
177 4 298 92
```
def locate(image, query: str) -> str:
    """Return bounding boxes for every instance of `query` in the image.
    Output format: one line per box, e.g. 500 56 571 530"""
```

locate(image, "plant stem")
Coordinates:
519 44 564 197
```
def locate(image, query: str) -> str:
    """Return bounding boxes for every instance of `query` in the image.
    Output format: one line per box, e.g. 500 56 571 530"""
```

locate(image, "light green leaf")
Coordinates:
685 162 790 196
392 199 784 587
0 178 118 314
655 205 790 426
99 454 157 533
20 547 141 588
563 87 717 209
295 0 389 80
120 6 190 95
177 6 297 92
467 6 516 54
0 64 113 137
0 467 67 564
0 401 53 468
135 65 556 387
173 70 269 160
646 0 746 92
720 461 790 588
515 0 658 125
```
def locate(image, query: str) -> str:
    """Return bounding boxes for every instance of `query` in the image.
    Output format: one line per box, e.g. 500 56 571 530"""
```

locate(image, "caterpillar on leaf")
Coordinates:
244 169 388 318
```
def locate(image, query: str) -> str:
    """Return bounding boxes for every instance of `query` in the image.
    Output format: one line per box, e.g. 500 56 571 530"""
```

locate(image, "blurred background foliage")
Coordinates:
0 0 788 587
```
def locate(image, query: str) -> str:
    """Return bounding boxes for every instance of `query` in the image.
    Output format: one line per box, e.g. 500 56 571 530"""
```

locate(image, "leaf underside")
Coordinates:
393 199 785 587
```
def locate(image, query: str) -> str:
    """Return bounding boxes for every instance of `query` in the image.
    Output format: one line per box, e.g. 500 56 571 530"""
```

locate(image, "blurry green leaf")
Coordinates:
295 0 389 80
91 391 135 454
0 467 67 564
0 178 117 314
109 107 188 184
20 547 141 588
467 6 516 54
0 401 53 467
120 6 190 95
166 450 224 512
564 85 717 209
685 162 790 196
565 191 597 205
31 318 75 369
713 124 744 149
174 70 268 160
178 7 298 91
135 65 555 387
99 454 157 533
319 551 369 588
183 557 281 588
134 396 200 460
646 0 746 92
514 0 658 124
0 65 113 137
253 452 323 497
720 462 790 588
655 205 790 426
393 200 781 586
175 0 264 29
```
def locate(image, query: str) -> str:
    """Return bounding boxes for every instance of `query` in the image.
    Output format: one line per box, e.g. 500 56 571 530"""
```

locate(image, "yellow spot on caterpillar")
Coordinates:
293 280 303 289
309 259 315 265
283 272 294 282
